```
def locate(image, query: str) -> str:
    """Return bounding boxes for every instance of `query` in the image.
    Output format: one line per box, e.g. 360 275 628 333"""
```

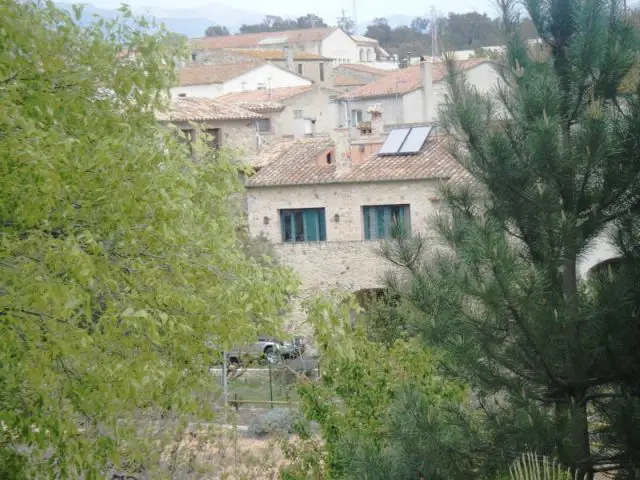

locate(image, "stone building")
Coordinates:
172 62 312 99
244 112 468 330
190 27 360 65
156 96 267 165
216 85 339 137
332 63 393 95
191 48 334 86
337 59 499 128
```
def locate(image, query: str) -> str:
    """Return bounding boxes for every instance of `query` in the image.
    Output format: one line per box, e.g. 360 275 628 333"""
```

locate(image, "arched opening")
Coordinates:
366 48 373 61
587 257 623 279
359 48 365 62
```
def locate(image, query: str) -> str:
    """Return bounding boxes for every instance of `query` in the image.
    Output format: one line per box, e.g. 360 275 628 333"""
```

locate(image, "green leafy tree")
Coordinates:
205 24 229 36
279 294 469 480
363 0 640 478
239 14 325 34
337 14 355 35
365 17 393 45
0 0 296 477
296 14 327 29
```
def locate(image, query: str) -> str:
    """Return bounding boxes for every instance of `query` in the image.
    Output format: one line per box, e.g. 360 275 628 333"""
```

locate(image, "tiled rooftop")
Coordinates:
191 28 338 51
246 133 470 187
232 101 286 113
156 97 263 122
178 62 261 86
217 85 314 103
334 74 366 86
224 48 329 60
339 59 487 99
351 35 379 44
334 63 393 76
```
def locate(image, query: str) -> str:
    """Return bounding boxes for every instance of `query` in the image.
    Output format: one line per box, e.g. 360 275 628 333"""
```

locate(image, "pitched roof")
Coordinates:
334 63 392 76
351 35 379 44
246 133 470 187
178 62 262 86
232 101 286 113
334 74 366 86
191 28 338 51
156 97 263 122
339 59 487 100
224 48 329 61
216 85 313 103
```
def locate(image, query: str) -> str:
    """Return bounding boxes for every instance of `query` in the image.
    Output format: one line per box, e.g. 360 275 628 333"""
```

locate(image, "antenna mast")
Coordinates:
352 0 358 35
431 5 438 58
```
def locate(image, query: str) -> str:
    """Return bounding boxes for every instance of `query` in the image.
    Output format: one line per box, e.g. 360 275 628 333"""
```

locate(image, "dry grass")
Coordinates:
158 426 289 479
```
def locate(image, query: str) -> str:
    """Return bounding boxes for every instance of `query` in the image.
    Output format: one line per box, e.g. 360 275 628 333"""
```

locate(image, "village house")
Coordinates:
337 59 499 128
332 63 393 98
350 34 395 67
190 47 334 86
243 112 466 329
156 96 266 165
216 85 339 137
243 107 613 333
190 28 360 65
172 62 312 99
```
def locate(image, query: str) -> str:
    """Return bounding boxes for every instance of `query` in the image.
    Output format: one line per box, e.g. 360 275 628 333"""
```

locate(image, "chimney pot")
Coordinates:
420 60 433 122
333 128 352 176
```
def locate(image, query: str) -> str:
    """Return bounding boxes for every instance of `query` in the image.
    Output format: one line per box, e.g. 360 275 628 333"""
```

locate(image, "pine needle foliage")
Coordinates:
354 0 640 478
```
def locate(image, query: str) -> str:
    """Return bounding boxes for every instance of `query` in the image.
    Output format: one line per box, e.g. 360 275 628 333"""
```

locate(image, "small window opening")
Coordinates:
326 152 333 164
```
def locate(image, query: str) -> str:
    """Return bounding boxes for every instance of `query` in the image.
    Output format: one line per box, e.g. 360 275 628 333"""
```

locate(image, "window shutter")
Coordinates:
318 209 326 241
303 209 318 241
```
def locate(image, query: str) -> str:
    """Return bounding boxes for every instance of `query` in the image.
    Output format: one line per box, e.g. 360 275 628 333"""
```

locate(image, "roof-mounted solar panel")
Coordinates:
399 126 432 154
378 128 411 155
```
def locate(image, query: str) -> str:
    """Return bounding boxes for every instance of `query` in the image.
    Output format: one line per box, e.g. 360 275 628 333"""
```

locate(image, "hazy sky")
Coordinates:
89 0 498 25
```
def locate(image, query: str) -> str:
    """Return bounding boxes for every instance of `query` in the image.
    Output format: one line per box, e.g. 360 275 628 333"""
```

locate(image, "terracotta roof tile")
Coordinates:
334 63 392 76
351 35 379 44
224 48 329 60
191 28 338 51
178 62 262 86
217 86 313 103
232 101 286 113
156 97 263 122
334 75 366 86
246 133 471 187
339 59 487 100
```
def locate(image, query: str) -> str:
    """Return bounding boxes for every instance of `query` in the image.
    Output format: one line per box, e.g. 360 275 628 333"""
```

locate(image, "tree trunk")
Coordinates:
562 256 593 480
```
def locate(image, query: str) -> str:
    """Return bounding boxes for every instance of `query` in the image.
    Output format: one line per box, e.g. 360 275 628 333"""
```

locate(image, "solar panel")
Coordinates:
378 128 411 155
399 126 432 154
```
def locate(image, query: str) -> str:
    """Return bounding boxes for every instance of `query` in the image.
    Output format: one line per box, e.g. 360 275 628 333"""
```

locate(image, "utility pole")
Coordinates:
352 0 358 35
431 5 438 58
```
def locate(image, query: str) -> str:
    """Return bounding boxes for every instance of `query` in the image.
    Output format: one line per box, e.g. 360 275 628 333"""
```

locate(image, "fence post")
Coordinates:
268 362 274 409
222 350 228 407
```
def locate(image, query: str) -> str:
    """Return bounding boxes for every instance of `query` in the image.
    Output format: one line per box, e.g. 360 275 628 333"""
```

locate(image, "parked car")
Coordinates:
207 336 306 366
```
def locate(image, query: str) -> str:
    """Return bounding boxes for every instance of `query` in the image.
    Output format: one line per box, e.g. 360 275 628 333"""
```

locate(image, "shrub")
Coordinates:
248 408 304 438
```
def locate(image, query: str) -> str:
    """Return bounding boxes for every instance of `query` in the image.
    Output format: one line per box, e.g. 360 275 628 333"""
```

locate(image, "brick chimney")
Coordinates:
420 60 433 122
284 46 294 72
333 128 352 176
368 104 384 136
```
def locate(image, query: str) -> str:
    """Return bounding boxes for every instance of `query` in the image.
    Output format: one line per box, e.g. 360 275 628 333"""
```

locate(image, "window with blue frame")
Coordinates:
280 208 327 242
362 204 410 240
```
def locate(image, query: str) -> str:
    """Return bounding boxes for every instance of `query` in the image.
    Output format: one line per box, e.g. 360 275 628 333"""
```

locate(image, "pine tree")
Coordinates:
353 0 640 478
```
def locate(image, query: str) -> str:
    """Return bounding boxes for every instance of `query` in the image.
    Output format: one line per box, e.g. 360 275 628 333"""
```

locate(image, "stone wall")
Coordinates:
170 119 259 164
